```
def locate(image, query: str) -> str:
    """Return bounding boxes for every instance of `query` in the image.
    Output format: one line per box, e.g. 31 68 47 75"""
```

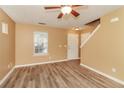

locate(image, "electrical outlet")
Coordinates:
8 63 13 69
49 56 51 60
10 63 13 67
8 64 10 69
64 45 67 48
58 45 62 48
112 68 116 73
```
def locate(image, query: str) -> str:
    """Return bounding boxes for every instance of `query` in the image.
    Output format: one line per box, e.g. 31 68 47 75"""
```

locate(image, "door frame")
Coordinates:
67 33 79 59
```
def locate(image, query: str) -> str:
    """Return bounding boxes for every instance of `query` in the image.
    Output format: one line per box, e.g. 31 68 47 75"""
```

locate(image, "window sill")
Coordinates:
33 53 48 56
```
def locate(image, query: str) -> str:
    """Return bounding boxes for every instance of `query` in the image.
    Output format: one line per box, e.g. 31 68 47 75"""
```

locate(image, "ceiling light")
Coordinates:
75 28 79 30
61 6 72 15
72 27 82 31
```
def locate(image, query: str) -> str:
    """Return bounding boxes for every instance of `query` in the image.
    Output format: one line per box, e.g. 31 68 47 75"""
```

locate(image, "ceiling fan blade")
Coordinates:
58 13 63 19
71 10 80 17
44 6 61 10
72 5 82 7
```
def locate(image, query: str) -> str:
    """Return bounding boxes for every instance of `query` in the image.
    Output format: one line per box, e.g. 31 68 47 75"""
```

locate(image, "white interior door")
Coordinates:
67 34 79 59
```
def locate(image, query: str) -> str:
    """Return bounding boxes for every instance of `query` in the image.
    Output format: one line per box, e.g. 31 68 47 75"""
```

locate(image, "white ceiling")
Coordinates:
0 5 122 29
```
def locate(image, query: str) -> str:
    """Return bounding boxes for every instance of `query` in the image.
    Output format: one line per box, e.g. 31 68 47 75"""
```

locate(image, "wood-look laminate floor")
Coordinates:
1 60 124 88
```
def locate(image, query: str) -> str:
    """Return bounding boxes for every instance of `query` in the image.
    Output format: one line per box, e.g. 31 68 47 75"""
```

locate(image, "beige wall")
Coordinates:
81 7 124 81
16 24 67 65
0 9 15 80
80 20 100 57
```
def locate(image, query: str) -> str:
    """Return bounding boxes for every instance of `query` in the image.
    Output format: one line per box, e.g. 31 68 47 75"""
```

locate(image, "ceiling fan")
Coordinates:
44 5 83 19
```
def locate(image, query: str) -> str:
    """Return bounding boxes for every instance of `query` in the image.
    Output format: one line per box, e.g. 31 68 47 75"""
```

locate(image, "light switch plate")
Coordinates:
1 22 8 34
112 68 116 72
110 17 119 23
58 45 62 48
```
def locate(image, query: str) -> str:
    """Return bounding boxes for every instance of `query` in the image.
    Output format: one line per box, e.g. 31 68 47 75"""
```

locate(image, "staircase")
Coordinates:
80 24 101 48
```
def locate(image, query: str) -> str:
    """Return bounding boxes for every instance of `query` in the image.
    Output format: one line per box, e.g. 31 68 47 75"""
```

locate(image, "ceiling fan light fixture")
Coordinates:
61 6 72 14
72 27 82 31
75 28 80 30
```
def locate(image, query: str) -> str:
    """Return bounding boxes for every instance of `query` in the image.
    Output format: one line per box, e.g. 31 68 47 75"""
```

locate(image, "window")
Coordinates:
34 32 48 55
1 22 8 34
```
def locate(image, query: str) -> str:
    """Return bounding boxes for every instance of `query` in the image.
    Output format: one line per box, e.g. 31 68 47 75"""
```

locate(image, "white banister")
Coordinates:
80 24 101 48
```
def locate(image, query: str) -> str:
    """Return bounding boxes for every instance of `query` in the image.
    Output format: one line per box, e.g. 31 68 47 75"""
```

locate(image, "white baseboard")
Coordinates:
80 63 124 85
67 58 80 60
15 58 80 68
0 67 15 86
15 59 69 68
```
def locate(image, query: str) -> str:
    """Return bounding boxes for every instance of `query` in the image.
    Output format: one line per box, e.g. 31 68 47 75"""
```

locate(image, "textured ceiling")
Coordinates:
0 5 122 29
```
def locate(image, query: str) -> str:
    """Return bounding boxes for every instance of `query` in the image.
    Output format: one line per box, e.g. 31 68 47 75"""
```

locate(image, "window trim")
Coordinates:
33 31 48 56
33 53 48 56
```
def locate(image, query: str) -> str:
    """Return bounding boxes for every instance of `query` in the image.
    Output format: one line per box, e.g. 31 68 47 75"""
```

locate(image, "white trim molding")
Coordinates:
80 24 101 48
15 59 68 68
0 67 15 86
15 58 80 68
80 63 124 85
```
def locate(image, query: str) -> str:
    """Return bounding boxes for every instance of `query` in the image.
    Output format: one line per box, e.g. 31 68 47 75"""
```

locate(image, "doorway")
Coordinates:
67 33 79 59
